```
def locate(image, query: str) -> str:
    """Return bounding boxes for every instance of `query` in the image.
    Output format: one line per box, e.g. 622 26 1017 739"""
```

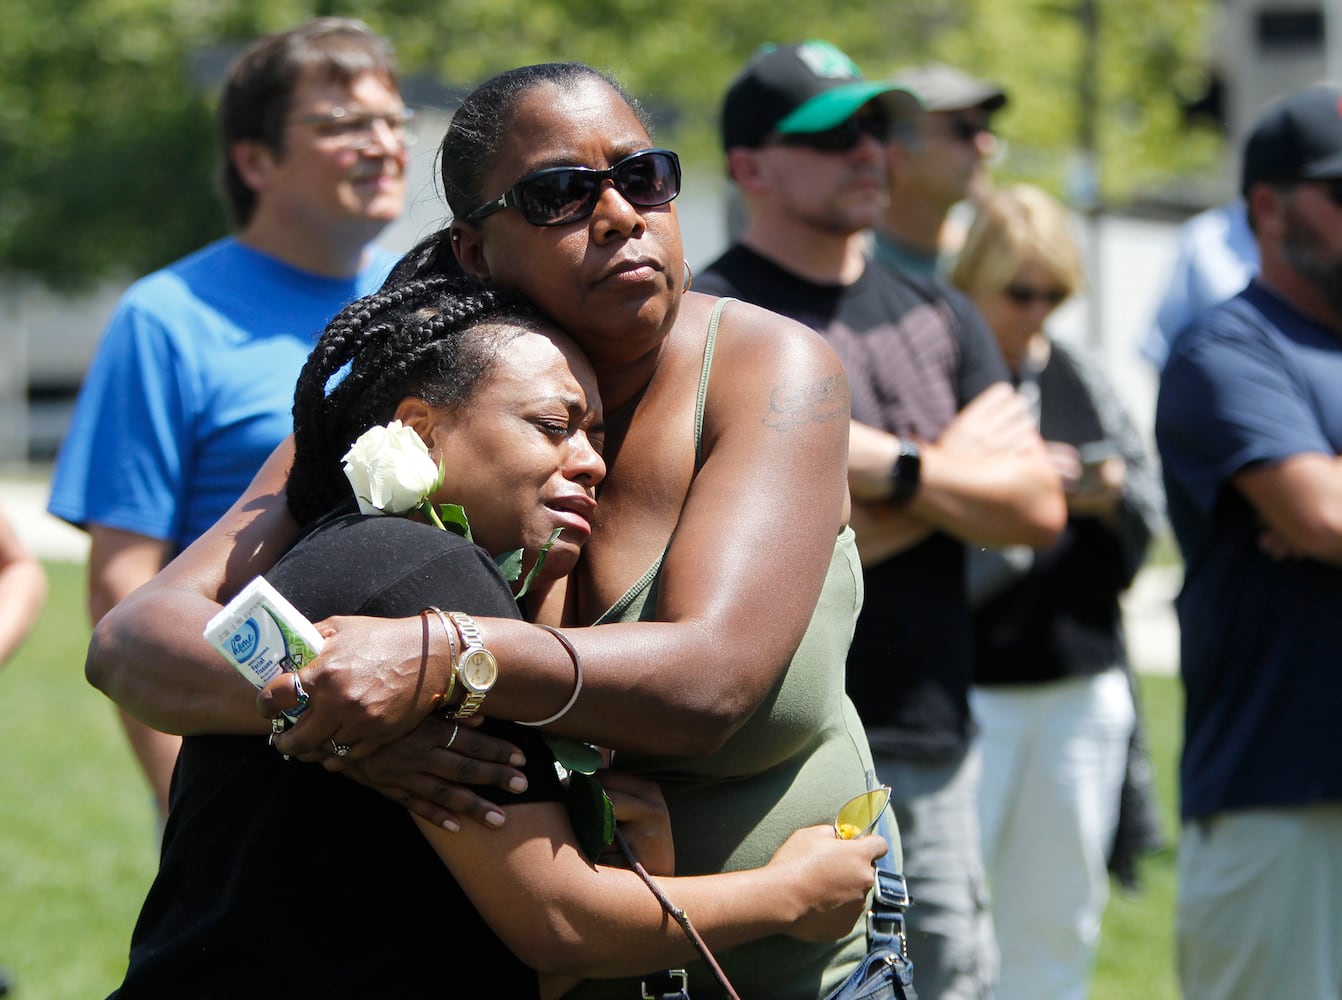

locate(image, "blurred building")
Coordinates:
1209 0 1340 153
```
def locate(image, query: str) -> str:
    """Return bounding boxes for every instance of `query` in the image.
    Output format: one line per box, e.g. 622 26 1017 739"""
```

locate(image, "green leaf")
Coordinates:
563 770 616 863
436 504 472 540
543 737 614 861
494 547 523 584
512 528 562 600
543 735 603 774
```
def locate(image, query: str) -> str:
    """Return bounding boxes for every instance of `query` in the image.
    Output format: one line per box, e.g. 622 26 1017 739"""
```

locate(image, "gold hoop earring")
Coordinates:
682 259 693 293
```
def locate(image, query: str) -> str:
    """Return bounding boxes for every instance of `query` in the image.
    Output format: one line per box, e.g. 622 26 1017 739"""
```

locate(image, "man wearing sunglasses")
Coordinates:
876 63 1007 278
48 18 407 829
698 40 1065 1000
1155 84 1342 1000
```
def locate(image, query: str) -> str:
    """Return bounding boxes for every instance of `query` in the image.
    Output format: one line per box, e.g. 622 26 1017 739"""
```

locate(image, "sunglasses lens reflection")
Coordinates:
834 786 892 840
518 150 681 226
523 173 598 225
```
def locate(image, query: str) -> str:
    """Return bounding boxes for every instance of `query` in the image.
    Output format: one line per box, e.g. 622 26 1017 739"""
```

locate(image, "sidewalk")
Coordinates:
1 472 1182 676
1 474 88 563
1120 564 1181 677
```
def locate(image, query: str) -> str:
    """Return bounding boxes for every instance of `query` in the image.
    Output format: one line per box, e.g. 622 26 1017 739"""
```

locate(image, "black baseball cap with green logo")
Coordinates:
720 40 920 151
1242 84 1342 194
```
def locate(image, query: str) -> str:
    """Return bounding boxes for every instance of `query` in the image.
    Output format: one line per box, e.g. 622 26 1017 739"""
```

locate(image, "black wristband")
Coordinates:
889 440 922 506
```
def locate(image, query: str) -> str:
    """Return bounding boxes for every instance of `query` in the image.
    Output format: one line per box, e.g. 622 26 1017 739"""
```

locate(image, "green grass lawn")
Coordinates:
0 560 1185 998
1093 675 1183 1000
0 561 160 999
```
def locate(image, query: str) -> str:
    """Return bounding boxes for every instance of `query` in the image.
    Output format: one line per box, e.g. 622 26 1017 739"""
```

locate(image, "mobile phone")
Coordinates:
1076 440 1119 492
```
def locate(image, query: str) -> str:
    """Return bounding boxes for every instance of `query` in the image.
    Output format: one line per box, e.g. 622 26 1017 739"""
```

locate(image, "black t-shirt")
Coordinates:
112 514 563 999
697 246 1006 757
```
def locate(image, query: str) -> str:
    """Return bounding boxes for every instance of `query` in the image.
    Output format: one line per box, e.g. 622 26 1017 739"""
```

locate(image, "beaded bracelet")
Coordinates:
516 624 583 727
424 606 459 712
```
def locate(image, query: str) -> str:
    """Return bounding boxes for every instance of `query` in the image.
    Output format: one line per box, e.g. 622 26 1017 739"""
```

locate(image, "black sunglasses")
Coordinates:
935 116 994 144
770 114 893 154
1003 283 1068 307
1299 176 1342 206
466 148 681 227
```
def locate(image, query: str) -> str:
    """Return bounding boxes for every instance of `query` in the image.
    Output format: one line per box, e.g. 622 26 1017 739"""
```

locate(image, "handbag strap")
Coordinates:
869 812 911 950
868 813 918 995
616 829 742 1000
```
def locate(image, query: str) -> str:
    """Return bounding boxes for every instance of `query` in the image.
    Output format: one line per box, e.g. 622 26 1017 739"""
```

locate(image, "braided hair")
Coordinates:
287 276 548 526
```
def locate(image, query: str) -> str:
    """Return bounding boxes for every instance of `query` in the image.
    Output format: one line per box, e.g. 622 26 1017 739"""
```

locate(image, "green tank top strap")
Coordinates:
694 297 732 470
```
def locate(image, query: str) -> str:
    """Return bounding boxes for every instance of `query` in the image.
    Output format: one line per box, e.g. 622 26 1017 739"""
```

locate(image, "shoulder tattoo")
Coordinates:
763 374 849 431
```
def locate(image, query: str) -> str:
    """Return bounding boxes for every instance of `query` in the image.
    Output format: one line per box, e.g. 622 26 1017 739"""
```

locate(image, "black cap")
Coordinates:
1242 84 1342 194
721 40 920 151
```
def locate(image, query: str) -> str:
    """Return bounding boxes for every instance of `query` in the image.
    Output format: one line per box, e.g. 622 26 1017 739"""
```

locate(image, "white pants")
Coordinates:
971 667 1134 1000
1178 805 1342 1000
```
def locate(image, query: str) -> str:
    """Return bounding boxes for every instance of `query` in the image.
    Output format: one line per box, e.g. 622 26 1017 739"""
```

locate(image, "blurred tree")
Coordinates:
0 0 1215 289
914 0 1222 200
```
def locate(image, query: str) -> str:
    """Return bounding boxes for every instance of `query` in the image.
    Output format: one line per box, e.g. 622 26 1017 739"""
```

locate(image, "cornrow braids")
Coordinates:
287 276 547 525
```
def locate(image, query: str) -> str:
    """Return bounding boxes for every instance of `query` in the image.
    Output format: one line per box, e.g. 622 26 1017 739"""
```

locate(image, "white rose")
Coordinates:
341 420 441 516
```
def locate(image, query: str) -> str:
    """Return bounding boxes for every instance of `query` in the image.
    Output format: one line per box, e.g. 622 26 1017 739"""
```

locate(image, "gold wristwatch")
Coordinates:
446 612 498 719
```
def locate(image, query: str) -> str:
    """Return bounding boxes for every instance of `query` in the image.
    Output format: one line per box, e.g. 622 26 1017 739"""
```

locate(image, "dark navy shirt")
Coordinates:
1156 281 1342 820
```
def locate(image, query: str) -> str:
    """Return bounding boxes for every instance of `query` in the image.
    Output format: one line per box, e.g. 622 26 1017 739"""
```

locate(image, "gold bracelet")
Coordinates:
424 606 458 712
516 624 583 727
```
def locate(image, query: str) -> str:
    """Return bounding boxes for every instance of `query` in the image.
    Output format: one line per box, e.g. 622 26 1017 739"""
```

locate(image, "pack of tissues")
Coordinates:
203 576 323 723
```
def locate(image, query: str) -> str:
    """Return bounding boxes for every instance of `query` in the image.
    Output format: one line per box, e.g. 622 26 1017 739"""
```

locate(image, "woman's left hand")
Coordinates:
597 769 675 875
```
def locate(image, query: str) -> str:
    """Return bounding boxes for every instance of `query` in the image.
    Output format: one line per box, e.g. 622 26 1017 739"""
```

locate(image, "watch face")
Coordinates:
460 649 498 691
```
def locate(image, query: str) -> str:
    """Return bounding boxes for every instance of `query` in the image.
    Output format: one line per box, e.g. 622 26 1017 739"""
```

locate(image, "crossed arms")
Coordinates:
845 382 1066 566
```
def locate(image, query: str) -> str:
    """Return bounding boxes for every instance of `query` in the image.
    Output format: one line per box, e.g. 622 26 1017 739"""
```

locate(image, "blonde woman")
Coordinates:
950 184 1163 1000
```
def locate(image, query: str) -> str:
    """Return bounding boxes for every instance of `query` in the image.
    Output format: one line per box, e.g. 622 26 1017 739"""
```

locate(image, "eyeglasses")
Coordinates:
930 116 993 144
289 107 418 150
770 114 894 153
467 148 682 227
1003 283 1068 307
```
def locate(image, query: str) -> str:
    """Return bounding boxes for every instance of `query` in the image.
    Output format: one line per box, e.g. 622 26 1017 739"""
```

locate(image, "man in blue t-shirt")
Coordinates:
1155 84 1342 1000
48 18 408 822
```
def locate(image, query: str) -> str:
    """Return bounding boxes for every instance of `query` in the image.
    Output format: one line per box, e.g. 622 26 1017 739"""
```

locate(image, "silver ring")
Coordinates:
291 672 309 704
269 720 291 760
443 722 460 751
329 739 351 757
